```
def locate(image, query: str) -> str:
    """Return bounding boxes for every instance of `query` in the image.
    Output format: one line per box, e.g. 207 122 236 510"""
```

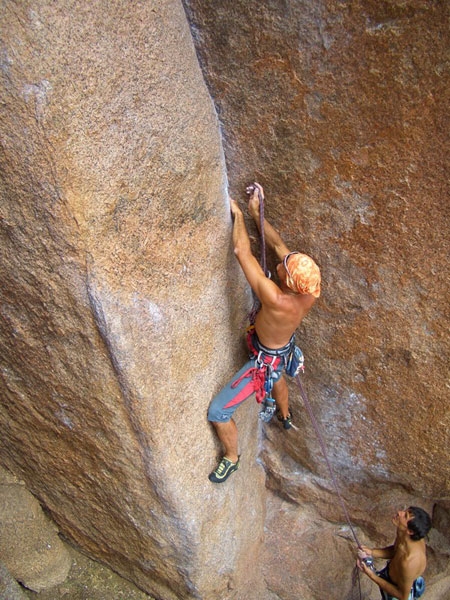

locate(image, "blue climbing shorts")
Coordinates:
377 564 425 600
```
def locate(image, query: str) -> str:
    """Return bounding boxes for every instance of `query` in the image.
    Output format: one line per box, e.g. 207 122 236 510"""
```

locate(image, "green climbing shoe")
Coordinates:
208 456 240 483
277 410 293 430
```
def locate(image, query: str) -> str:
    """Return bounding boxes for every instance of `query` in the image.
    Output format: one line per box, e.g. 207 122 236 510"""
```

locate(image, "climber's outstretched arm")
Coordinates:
246 182 290 261
230 198 284 306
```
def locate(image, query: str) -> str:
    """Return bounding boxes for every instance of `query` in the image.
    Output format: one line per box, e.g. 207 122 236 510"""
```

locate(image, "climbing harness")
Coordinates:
249 183 366 599
230 325 301 423
250 326 302 422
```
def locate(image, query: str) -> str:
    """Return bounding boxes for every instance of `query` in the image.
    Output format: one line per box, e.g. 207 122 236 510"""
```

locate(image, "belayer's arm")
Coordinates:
372 545 396 559
360 563 415 600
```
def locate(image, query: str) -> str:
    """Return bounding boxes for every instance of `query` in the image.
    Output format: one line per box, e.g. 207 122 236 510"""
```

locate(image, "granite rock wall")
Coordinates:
0 1 264 599
181 1 449 597
0 1 449 599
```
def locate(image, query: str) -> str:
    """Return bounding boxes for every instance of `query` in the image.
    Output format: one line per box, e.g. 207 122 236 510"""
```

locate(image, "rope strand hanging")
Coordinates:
249 185 365 599
294 375 362 548
295 374 365 599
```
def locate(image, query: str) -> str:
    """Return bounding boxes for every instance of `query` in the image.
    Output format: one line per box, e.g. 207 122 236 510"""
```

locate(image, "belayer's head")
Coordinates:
283 252 321 298
406 506 432 541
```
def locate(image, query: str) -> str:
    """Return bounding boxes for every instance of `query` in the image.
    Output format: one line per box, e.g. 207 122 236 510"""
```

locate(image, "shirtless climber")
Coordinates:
208 182 321 483
357 506 432 600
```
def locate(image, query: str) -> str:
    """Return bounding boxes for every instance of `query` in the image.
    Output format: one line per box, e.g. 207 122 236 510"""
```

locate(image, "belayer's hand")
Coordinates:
357 559 374 577
357 546 372 560
356 557 365 572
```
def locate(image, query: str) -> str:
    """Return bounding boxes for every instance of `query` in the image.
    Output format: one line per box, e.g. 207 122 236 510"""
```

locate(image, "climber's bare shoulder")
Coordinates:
255 291 316 348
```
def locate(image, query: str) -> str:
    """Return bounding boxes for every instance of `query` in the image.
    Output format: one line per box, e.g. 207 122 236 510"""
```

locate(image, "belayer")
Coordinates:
357 506 432 600
208 182 321 483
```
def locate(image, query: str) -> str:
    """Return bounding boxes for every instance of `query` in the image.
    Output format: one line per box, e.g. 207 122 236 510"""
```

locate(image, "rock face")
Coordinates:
0 561 28 600
0 467 72 592
0 1 449 600
182 0 450 596
0 1 262 599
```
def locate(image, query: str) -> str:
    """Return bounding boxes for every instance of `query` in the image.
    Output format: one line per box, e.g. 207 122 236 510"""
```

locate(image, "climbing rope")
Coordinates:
295 375 364 599
294 375 362 547
249 184 365 598
257 186 269 278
